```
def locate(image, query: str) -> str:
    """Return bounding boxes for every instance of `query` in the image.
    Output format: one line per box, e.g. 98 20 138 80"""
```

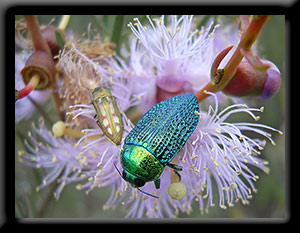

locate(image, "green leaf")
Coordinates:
15 199 25 218
111 15 125 55
55 30 66 50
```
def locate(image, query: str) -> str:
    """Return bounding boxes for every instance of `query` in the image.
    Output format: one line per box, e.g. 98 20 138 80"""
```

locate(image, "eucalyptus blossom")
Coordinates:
16 15 283 218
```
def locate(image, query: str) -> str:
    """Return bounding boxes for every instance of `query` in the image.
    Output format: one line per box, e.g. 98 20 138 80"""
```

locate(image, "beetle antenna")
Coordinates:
113 163 122 177
137 187 159 198
114 163 158 198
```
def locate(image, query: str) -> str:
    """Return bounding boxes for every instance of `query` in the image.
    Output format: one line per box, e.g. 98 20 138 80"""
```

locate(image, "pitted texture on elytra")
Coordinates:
125 93 199 165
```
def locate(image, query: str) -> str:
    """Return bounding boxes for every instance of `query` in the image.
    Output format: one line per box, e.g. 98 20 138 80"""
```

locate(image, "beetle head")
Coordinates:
113 163 145 188
121 169 145 188
113 163 158 198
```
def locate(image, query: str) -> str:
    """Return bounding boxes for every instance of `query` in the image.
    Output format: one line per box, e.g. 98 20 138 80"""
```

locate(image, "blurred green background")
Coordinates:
15 15 285 219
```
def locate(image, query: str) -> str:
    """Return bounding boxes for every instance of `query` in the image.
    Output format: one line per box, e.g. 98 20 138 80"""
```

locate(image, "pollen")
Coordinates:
52 153 57 162
191 155 198 159
230 183 237 189
263 160 269 165
232 146 240 152
215 128 221 133
252 175 259 182
264 167 270 174
202 194 208 199
210 156 220 167
219 204 227 210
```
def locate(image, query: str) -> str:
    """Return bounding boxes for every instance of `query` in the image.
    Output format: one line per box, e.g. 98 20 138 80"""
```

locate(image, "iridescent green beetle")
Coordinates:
92 87 123 146
118 93 199 196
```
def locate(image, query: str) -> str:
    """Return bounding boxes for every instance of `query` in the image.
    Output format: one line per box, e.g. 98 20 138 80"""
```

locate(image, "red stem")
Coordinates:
195 15 270 102
17 74 40 100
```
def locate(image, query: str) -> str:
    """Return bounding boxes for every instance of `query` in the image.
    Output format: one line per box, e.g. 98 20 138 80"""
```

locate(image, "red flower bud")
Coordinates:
223 60 281 99
259 60 282 99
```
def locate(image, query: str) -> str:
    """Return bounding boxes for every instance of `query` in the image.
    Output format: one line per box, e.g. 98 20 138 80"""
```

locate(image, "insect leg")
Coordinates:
154 178 160 189
96 119 101 128
167 163 182 171
172 169 181 182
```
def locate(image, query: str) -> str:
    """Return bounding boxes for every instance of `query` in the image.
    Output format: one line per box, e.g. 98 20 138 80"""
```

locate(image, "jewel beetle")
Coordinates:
92 86 123 146
118 92 199 196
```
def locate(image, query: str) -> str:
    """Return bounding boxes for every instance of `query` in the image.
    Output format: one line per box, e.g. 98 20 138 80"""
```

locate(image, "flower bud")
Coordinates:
259 60 282 99
223 60 281 99
52 121 66 137
21 50 56 90
168 182 187 200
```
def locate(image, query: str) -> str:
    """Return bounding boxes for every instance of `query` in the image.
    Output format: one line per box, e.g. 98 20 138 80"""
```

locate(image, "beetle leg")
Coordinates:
96 119 100 127
167 163 183 171
173 170 181 182
154 178 160 189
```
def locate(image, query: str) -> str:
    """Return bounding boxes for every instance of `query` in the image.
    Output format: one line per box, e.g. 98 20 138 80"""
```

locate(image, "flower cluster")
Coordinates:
16 15 283 218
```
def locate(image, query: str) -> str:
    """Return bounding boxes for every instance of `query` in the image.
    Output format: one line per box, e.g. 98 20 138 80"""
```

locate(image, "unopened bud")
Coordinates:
168 182 187 200
223 60 281 99
52 121 66 137
259 60 282 99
